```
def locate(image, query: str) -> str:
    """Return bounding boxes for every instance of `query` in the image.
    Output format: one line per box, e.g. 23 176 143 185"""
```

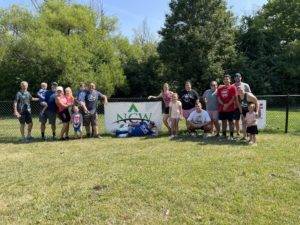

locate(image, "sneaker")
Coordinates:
59 137 66 141
228 136 234 141
26 136 34 141
65 136 70 141
203 133 209 139
94 134 103 139
169 135 175 140
190 132 197 138
214 133 220 138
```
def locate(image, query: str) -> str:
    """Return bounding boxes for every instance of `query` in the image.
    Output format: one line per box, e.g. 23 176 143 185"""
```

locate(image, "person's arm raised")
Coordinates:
148 92 162 100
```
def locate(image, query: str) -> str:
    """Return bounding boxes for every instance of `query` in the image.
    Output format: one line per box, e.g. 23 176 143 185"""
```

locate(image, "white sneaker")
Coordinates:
169 135 175 140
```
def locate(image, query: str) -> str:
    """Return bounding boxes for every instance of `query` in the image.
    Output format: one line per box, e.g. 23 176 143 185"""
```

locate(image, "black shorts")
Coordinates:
242 108 249 117
247 125 258 134
233 108 241 120
58 109 71 123
219 111 234 121
164 107 170 114
39 109 56 125
19 110 32 124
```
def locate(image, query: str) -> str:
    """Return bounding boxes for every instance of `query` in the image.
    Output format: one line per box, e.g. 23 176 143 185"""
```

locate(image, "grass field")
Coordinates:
0 111 299 224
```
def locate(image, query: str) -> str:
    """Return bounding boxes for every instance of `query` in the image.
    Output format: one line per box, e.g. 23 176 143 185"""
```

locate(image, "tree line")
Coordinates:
0 0 299 100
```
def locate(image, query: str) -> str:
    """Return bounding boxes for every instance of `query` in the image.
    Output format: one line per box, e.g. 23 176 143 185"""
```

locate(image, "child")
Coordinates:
245 103 259 145
169 93 183 139
71 105 83 138
37 82 48 115
65 87 75 114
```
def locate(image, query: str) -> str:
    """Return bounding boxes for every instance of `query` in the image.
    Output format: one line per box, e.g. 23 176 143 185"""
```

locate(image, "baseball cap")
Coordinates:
235 73 242 77
51 82 58 86
56 86 63 92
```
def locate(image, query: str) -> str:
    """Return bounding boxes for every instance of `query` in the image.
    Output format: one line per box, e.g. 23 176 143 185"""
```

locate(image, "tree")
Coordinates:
158 0 236 92
0 0 125 99
236 0 300 94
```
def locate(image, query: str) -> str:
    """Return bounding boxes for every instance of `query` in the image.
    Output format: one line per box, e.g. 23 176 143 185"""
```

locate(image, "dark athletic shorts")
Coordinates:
233 108 249 120
83 113 98 127
19 110 32 124
164 107 170 114
39 109 56 125
219 111 235 121
58 109 71 123
247 125 258 134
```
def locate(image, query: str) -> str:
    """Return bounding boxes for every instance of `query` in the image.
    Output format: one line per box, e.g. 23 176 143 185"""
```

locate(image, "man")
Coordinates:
40 82 58 140
234 73 251 135
236 87 259 139
13 81 38 141
203 81 220 136
116 121 157 138
217 75 238 140
187 101 212 137
179 81 200 128
234 73 251 93
84 83 108 138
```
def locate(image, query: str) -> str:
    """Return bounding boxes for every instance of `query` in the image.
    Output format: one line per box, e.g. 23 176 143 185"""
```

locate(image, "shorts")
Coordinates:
39 109 56 125
83 113 98 127
73 124 82 133
207 110 219 121
219 111 235 121
183 108 195 119
19 111 32 124
58 109 71 123
247 125 258 134
233 108 249 120
164 107 170 114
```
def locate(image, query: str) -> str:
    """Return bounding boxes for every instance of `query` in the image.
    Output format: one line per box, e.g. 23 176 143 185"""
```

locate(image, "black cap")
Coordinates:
235 73 242 77
51 82 58 86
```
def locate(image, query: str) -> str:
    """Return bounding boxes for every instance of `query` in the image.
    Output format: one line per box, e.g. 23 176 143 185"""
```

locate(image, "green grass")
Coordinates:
0 117 299 224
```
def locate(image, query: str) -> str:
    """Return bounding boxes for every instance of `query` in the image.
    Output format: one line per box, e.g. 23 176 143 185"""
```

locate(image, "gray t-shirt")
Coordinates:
15 91 32 113
85 90 104 114
235 82 251 93
203 89 218 111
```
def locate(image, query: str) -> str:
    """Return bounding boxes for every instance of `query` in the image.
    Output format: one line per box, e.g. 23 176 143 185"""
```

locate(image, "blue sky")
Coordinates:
1 0 267 39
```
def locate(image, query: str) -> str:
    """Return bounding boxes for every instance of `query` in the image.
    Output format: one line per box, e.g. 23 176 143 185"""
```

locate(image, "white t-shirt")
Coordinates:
187 110 211 126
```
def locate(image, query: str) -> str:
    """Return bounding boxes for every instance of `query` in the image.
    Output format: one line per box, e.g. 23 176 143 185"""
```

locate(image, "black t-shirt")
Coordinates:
179 89 199 110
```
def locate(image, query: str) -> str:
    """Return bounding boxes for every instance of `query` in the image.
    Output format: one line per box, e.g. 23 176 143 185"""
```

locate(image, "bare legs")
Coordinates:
170 118 179 136
163 114 171 134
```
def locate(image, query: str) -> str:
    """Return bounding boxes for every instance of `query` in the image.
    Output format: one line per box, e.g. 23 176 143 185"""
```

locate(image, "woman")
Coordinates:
179 81 200 130
236 87 259 140
55 86 73 140
148 83 173 134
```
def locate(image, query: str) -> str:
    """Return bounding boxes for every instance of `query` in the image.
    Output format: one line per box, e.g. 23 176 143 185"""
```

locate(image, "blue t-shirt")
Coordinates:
76 90 87 102
129 122 154 136
44 90 57 112
37 89 47 103
203 89 218 111
85 90 104 114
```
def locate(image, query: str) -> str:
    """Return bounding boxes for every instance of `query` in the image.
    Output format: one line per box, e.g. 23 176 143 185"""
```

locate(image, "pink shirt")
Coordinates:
56 95 68 112
245 111 258 127
162 91 172 107
169 100 182 119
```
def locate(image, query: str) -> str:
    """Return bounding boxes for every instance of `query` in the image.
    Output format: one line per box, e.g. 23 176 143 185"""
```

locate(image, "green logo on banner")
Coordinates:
115 103 152 122
128 104 138 113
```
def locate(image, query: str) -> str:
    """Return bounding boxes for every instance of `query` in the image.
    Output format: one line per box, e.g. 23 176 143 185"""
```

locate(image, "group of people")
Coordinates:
13 72 259 144
149 73 259 144
13 81 107 141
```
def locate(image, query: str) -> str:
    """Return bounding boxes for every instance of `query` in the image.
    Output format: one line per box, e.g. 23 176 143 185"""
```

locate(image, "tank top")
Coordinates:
162 91 172 107
239 93 249 110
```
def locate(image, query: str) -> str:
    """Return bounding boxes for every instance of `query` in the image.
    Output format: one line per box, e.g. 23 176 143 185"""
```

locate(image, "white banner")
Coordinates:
257 100 267 129
104 102 163 133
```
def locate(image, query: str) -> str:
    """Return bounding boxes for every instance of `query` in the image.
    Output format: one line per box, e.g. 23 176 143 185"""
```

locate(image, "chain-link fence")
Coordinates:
0 95 299 142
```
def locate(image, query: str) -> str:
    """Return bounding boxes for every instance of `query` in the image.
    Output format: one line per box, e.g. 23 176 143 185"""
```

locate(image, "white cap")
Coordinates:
56 86 64 92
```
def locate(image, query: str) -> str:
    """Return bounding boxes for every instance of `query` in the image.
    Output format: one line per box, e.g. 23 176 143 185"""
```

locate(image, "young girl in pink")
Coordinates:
65 87 74 114
169 93 183 139
245 103 259 145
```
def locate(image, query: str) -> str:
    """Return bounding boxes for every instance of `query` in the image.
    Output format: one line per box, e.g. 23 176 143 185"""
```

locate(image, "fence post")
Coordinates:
285 94 289 133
